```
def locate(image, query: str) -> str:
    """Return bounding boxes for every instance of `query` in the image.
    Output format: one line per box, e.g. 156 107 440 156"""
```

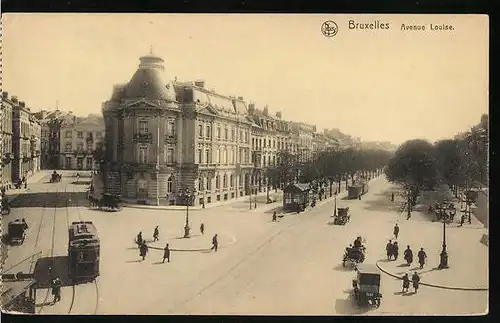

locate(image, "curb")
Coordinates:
375 261 488 291
133 239 228 252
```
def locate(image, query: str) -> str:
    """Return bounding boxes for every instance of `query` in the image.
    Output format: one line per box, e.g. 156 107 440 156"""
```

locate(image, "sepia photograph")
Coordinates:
0 13 489 315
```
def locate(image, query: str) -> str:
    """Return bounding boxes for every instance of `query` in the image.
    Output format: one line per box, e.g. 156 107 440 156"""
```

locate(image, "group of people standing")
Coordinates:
135 223 219 263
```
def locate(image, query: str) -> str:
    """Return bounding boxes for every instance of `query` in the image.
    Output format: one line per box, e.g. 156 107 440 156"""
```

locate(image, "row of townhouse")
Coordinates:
1 92 42 189
99 52 340 206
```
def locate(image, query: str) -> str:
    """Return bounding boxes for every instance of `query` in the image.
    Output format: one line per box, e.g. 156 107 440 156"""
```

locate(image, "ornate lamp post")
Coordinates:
438 204 453 269
179 188 194 238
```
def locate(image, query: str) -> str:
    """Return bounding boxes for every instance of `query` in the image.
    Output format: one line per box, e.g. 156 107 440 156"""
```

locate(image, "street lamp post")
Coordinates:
179 188 193 238
438 205 451 269
333 192 337 217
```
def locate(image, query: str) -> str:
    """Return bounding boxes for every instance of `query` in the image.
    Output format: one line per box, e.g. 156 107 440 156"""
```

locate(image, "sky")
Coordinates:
2 14 488 145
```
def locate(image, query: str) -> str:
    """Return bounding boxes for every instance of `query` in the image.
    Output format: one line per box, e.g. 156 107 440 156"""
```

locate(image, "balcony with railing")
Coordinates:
133 133 153 143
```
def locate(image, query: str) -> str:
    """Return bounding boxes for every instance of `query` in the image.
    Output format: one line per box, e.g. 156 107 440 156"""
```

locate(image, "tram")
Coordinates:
68 221 100 282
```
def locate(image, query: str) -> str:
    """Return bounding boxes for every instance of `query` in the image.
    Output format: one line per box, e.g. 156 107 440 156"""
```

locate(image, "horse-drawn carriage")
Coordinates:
50 171 62 183
6 219 28 245
343 237 366 268
89 193 122 212
352 263 382 308
333 207 350 225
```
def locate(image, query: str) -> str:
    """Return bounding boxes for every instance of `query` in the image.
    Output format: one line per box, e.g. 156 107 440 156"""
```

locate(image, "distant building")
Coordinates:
1 92 14 188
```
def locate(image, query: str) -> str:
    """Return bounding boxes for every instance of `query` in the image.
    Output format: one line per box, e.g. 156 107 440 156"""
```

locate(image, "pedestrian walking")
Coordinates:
272 211 277 222
412 272 420 293
386 240 393 260
211 234 218 252
51 277 62 304
200 223 205 235
404 245 413 266
402 273 410 293
391 192 395 202
153 226 159 242
136 231 143 246
22 176 27 189
393 223 399 239
358 195 361 200
139 241 148 261
392 241 399 261
162 243 170 263
417 248 427 269
460 214 465 227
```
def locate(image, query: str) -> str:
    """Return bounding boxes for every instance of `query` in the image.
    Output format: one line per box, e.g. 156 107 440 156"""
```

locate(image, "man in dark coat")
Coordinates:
139 241 148 261
412 272 420 293
392 242 399 260
417 248 427 269
211 234 218 252
153 226 159 242
52 277 62 303
391 192 395 202
162 243 170 263
22 176 27 189
460 214 466 227
386 240 393 260
200 223 205 235
404 245 413 266
402 273 410 293
393 223 400 239
272 211 277 222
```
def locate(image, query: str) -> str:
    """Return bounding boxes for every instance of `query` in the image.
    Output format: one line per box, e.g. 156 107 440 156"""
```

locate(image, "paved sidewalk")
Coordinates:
2 170 50 202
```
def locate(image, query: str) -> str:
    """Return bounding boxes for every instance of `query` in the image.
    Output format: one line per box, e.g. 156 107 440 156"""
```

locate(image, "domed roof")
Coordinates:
123 54 176 102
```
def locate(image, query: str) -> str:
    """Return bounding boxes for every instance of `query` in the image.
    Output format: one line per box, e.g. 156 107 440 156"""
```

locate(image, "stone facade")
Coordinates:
102 53 345 205
1 92 14 188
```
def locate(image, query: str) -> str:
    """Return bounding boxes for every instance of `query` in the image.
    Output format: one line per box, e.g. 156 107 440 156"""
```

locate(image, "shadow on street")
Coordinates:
333 297 371 315
34 256 93 288
8 192 88 208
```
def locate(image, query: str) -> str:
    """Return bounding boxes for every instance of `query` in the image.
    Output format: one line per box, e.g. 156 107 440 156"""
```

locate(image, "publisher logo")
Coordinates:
321 21 338 37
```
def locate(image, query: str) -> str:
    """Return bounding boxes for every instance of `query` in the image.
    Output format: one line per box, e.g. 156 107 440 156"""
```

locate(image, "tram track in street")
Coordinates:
37 181 67 314
66 184 100 315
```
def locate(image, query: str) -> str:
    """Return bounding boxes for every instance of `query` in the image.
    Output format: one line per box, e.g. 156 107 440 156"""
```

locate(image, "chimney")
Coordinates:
263 106 269 116
20 101 26 108
275 111 282 119
237 96 243 100
194 80 205 88
11 96 18 103
248 103 255 113
2 92 8 99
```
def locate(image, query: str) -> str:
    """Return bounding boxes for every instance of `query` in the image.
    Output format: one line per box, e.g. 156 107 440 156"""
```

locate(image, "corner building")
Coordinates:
102 53 254 206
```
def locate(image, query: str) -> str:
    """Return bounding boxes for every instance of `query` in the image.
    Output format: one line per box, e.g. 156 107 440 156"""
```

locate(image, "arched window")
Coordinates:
223 174 227 188
230 174 234 188
167 176 173 193
216 175 220 189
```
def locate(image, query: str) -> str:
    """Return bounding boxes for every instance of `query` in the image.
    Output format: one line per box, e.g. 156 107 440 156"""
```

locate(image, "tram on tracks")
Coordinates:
68 221 100 282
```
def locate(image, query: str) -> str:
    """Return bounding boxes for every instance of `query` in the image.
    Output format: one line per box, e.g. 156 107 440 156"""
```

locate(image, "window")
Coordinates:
230 175 234 188
263 140 266 148
139 146 148 163
217 126 221 139
166 148 174 164
273 155 276 165
65 143 72 152
76 143 84 151
166 121 175 138
198 148 203 163
273 140 276 148
239 130 243 142
139 121 148 134
215 175 220 189
206 178 211 190
205 125 211 138
205 149 211 164
167 176 173 193
65 131 72 138
198 124 203 138
224 128 228 140
223 174 227 188
231 129 235 141
245 131 248 143
198 178 204 191
228 149 232 165
268 139 271 147
216 149 220 163
77 131 83 139
223 148 227 164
